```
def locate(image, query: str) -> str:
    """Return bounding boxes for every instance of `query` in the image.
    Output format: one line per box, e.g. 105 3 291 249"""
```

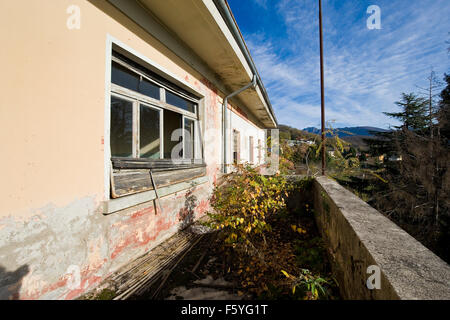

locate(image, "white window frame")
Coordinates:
110 56 200 162
103 36 206 202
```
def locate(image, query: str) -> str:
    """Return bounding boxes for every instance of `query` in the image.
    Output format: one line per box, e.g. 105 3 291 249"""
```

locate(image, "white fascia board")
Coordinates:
255 85 277 128
200 0 253 81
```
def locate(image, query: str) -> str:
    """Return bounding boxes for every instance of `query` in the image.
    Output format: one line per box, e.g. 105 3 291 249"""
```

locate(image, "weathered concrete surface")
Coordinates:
313 176 450 300
167 275 242 300
0 182 211 300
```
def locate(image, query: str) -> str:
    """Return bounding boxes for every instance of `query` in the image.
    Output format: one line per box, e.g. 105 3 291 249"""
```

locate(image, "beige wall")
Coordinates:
0 0 269 299
0 0 224 219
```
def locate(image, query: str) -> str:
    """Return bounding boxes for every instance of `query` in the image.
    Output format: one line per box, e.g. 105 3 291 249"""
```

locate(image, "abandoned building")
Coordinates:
2 0 450 301
0 0 277 299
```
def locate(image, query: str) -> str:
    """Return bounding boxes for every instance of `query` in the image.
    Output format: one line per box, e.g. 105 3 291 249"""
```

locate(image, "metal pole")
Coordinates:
319 0 326 176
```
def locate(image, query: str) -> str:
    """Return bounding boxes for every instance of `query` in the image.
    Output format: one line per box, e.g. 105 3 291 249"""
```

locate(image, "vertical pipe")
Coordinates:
319 0 326 176
223 76 256 173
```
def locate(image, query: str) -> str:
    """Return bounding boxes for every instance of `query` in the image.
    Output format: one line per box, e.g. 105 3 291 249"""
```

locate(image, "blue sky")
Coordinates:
227 0 450 129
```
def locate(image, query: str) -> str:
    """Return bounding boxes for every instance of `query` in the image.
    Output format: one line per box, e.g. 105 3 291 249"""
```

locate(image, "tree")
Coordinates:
365 89 449 262
383 93 428 132
416 70 443 138
437 73 450 142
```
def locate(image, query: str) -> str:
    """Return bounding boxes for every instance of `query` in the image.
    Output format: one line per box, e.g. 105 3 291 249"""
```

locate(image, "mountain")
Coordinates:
302 126 388 138
278 124 319 141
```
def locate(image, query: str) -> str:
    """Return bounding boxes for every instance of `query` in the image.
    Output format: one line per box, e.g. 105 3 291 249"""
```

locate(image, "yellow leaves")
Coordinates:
291 225 307 234
281 270 292 279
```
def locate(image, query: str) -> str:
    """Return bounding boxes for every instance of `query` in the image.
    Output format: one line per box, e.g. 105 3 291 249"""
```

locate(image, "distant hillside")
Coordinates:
303 126 388 138
278 124 319 142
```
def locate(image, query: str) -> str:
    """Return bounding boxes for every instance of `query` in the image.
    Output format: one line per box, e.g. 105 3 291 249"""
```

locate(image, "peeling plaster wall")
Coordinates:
0 0 262 299
0 183 211 300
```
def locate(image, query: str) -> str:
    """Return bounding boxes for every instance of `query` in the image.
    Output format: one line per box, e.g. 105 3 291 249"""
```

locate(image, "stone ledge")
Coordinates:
313 176 450 300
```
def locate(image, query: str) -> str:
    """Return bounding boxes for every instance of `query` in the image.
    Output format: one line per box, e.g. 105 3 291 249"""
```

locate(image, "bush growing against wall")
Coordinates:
206 164 290 249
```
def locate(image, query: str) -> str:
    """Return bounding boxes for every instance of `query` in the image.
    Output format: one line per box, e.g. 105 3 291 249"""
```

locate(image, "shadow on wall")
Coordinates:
178 185 198 230
0 265 29 300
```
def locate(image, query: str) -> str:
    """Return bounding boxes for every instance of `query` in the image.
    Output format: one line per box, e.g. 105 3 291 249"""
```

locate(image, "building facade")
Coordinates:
0 0 277 299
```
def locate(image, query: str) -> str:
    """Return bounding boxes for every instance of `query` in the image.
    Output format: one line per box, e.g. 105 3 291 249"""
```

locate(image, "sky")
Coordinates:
227 0 450 129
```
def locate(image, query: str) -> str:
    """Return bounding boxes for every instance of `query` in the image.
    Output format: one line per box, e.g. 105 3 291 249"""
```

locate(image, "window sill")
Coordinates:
102 175 209 215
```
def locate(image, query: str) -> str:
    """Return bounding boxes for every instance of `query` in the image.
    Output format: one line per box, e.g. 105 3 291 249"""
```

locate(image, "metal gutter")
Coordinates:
213 0 278 127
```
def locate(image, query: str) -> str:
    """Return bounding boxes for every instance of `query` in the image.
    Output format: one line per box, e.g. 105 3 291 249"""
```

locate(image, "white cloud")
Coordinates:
245 0 450 129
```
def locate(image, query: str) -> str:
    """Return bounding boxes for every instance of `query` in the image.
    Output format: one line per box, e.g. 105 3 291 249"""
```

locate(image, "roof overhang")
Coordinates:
107 0 277 128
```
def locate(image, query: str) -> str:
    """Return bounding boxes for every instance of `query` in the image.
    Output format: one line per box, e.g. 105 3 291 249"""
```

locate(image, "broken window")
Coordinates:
163 109 183 159
109 50 204 199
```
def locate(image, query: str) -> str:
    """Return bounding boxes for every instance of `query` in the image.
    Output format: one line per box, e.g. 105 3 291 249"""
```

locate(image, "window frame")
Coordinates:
249 136 254 164
110 55 201 166
233 129 241 164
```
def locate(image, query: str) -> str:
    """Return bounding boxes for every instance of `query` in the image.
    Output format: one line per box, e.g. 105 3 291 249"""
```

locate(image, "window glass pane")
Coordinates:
184 118 195 159
163 109 183 159
166 91 196 113
140 105 160 159
111 96 133 157
139 78 160 100
111 61 139 91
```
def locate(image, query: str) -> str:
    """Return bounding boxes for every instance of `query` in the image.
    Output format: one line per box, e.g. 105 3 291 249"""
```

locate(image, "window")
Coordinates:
233 130 240 164
139 104 160 159
184 118 195 159
249 136 254 164
109 50 204 199
258 139 262 163
110 51 200 162
111 96 133 157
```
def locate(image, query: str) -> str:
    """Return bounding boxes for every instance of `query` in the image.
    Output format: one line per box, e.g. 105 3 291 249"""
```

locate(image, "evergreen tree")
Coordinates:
383 93 429 132
437 73 450 142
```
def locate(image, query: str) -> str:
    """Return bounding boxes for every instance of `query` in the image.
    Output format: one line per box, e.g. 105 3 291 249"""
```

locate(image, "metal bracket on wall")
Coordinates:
149 169 164 215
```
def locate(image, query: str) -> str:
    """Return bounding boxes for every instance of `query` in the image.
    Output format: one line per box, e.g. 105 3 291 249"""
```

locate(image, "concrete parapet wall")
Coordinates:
313 176 450 300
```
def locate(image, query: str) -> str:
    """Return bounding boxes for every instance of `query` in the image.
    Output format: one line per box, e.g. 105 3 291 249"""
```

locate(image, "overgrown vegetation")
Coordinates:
278 71 450 264
205 164 290 247
360 75 450 262
204 167 339 300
